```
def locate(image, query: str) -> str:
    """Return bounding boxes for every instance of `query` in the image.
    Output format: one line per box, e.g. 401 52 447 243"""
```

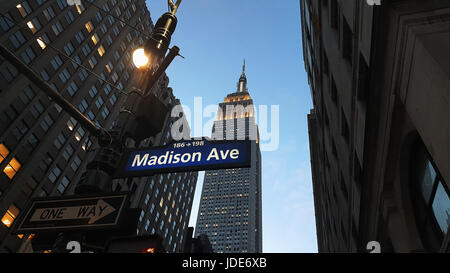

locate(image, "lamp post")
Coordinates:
74 0 183 195
64 1 184 252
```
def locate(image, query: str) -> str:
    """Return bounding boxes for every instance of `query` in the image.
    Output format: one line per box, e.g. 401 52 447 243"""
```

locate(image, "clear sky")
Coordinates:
145 0 317 253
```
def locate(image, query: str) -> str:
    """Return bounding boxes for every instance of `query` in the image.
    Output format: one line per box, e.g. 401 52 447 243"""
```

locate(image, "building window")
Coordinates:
20 47 36 64
103 84 112 95
2 204 19 227
62 144 74 161
3 157 21 179
105 61 113 73
64 41 75 56
75 3 84 14
40 114 54 132
75 127 85 142
65 10 75 24
82 44 91 57
0 144 9 164
26 18 40 34
410 136 450 252
95 96 104 109
37 37 47 49
79 69 89 81
25 133 39 153
48 166 61 183
19 85 36 105
67 81 78 96
101 106 110 119
57 176 70 194
97 45 105 56
12 120 29 140
1 64 19 83
54 133 66 150
95 11 103 23
56 0 68 10
88 55 97 68
0 13 14 31
38 153 53 174
71 155 81 172
78 99 89 113
50 55 63 71
91 33 99 45
16 2 32 18
43 6 55 21
58 68 70 84
52 21 64 36
82 138 92 151
109 94 117 105
85 21 94 33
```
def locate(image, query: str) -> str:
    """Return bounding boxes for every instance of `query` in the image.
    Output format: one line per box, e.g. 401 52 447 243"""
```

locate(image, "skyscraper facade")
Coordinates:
301 0 450 252
194 63 262 253
0 0 197 253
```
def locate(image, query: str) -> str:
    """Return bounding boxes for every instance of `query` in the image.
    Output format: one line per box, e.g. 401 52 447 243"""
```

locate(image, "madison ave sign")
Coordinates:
115 139 252 178
15 193 129 233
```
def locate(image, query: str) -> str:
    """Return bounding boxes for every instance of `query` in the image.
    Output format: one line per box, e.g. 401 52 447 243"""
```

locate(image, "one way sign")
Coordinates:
29 199 116 224
15 193 129 233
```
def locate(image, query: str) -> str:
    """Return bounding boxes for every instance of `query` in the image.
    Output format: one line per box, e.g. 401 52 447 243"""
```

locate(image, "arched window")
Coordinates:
410 137 450 252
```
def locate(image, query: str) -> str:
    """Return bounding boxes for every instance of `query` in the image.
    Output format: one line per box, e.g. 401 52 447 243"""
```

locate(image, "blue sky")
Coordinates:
145 0 317 253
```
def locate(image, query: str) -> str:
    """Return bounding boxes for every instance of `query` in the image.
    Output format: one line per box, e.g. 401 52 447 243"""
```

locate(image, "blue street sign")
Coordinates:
115 139 251 178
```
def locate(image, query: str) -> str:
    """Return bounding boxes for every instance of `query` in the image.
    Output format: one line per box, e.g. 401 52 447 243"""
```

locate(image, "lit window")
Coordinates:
105 61 113 73
3 158 21 179
27 21 37 33
91 33 99 45
67 117 77 131
36 37 46 49
75 127 85 142
16 2 31 18
97 45 105 56
0 144 10 164
85 21 94 33
1 204 19 228
76 4 84 14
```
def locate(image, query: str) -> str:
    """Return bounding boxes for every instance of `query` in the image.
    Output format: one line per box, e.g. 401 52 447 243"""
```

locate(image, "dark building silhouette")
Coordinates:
183 227 213 253
0 0 197 253
300 0 450 252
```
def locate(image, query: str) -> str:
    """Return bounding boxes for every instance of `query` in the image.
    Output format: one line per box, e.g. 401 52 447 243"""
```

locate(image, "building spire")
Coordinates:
238 59 247 92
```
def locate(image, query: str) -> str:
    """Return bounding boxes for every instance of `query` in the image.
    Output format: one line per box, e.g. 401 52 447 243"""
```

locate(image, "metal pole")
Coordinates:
144 46 180 95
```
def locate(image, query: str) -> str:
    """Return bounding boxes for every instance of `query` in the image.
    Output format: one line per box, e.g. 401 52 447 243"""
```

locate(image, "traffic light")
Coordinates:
105 234 166 253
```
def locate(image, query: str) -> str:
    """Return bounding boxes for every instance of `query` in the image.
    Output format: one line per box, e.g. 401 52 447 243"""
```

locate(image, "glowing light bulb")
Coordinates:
132 48 149 68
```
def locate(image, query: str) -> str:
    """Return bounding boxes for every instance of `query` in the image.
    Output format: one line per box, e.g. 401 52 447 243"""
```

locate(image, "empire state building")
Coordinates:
194 62 262 253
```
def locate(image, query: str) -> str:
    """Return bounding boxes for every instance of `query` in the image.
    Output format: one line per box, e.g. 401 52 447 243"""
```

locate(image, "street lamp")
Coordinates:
132 48 150 69
74 0 184 194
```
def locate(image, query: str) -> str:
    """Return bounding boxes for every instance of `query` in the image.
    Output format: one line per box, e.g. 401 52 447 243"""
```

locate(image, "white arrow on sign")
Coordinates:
30 199 116 224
